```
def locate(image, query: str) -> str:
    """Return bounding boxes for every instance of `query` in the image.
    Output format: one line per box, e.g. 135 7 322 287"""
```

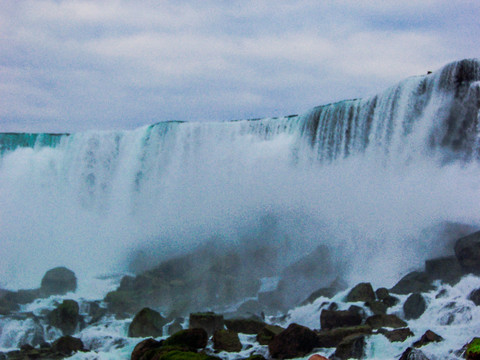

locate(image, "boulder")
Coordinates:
345 283 375 303
212 329 242 352
469 288 480 306
40 267 77 296
131 338 162 360
128 307 166 338
403 293 427 320
413 330 443 348
225 318 266 334
317 325 372 348
375 288 390 300
189 312 224 337
466 337 480 360
378 328 414 342
399 347 430 360
375 288 399 307
365 301 387 315
320 309 362 330
256 324 285 345
51 335 84 356
163 328 208 350
425 256 463 284
365 314 407 329
390 271 435 295
333 334 366 360
455 230 480 273
268 323 319 359
47 299 80 335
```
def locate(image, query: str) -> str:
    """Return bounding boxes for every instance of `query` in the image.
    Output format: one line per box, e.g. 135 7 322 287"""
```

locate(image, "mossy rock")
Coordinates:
466 338 480 360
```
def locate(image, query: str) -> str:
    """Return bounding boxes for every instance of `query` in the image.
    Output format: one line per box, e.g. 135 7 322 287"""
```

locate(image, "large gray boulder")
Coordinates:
41 267 77 296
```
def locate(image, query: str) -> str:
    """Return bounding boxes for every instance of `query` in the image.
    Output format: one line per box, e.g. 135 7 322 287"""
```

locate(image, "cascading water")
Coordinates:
1 58 480 296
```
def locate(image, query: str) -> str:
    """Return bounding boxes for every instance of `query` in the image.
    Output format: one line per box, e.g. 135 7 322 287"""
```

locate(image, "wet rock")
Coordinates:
365 314 407 329
320 309 362 330
317 325 372 348
189 312 224 337
403 293 427 320
128 307 166 338
163 328 208 350
225 318 266 334
413 330 443 348
40 267 77 296
47 299 80 336
366 301 387 315
469 288 480 306
425 256 463 285
256 324 284 345
375 287 399 307
131 338 162 360
382 294 400 307
390 271 435 295
268 323 319 359
455 230 480 274
345 283 375 303
212 329 242 352
51 335 84 355
399 347 430 360
378 327 414 342
18 318 45 347
375 288 390 300
333 334 366 360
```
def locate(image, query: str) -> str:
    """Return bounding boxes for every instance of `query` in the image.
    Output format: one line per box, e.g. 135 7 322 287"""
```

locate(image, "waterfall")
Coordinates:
1 58 480 293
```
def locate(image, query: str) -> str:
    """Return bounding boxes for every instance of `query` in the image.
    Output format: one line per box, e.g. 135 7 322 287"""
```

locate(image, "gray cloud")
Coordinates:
1 0 479 132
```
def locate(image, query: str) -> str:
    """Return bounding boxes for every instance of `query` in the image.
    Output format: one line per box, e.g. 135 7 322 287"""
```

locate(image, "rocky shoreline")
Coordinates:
2 228 480 359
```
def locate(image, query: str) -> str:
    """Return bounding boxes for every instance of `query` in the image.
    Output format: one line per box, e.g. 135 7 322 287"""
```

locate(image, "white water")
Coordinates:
1 58 480 359
1 59 480 294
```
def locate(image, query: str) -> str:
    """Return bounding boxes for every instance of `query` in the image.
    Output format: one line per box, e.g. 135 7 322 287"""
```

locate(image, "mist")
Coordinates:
1 59 480 297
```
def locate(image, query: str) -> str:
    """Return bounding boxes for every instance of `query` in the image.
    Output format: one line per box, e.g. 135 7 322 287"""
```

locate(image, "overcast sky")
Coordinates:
1 0 479 132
